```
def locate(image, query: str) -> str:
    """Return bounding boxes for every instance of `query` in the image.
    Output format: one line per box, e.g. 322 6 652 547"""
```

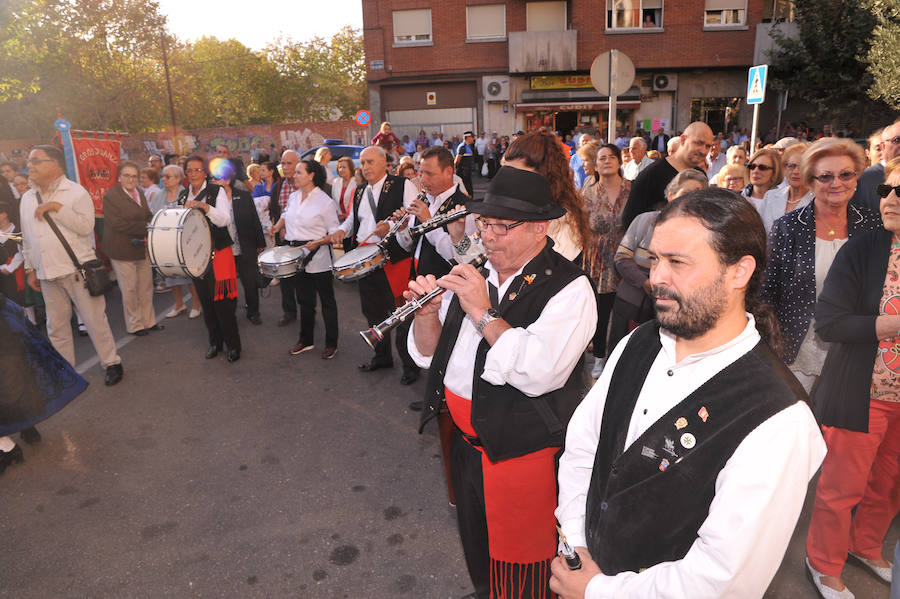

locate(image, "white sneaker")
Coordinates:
847 551 892 583
591 357 605 379
806 557 855 599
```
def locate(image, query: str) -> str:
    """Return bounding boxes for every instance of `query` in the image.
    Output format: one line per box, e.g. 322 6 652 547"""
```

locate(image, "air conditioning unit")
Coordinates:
483 76 510 102
652 73 678 92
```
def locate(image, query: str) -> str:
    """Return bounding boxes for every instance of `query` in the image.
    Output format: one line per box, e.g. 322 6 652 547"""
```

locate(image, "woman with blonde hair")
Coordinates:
717 163 748 193
371 121 403 158
743 147 783 212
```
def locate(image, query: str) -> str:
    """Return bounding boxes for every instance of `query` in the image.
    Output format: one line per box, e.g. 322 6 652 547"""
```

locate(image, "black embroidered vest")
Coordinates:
584 322 803 575
410 187 468 279
178 183 232 251
419 242 592 462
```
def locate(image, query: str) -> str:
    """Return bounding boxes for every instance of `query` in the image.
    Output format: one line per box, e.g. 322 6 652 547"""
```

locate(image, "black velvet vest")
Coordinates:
420 242 591 462
177 183 232 251
410 187 469 279
584 322 803 575
349 174 409 262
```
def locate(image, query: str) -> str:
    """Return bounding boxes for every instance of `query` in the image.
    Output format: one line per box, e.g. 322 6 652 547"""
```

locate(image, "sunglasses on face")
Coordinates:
812 171 856 184
745 163 773 171
877 183 900 198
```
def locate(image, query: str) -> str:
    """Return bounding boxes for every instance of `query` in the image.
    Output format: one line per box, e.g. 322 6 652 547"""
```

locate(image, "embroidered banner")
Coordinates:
70 136 121 215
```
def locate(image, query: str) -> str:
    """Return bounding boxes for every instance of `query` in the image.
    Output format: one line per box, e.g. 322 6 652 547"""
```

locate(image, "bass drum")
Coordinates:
147 208 212 278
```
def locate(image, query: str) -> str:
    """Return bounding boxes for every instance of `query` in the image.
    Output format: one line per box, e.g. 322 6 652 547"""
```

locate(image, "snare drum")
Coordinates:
331 245 387 282
257 246 310 279
147 208 212 278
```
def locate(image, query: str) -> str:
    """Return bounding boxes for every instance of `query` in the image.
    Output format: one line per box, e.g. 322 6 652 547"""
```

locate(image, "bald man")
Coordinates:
621 122 714 229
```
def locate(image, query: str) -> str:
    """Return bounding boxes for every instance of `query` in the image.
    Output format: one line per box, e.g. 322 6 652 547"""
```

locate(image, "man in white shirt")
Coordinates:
705 141 727 182
406 166 597 599
474 131 489 176
331 146 419 375
551 188 826 599
622 137 652 181
20 145 123 386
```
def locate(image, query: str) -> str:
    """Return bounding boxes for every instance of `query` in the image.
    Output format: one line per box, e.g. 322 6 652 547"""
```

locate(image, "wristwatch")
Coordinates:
475 308 500 335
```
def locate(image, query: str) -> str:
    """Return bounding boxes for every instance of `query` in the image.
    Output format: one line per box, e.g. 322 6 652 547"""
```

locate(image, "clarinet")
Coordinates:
376 188 428 249
409 209 470 238
359 236 487 350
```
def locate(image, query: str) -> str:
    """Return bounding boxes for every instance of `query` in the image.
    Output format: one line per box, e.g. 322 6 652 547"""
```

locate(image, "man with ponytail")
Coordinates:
552 188 826 599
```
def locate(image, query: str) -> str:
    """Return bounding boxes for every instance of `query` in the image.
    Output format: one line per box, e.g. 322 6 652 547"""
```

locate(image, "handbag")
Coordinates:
35 192 113 297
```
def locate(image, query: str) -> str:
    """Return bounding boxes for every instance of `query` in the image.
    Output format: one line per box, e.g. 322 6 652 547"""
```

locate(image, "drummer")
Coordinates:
271 159 341 359
331 146 419 376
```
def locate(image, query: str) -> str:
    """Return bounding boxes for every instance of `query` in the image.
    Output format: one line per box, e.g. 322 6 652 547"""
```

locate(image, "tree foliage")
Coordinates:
766 0 887 126
0 0 366 138
864 0 900 109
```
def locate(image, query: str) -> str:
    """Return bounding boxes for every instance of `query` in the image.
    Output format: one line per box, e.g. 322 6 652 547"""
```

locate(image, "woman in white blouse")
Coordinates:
271 159 340 359
759 142 814 233
330 156 357 223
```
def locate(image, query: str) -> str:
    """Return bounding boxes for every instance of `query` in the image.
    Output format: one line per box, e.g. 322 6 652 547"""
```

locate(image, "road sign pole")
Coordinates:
751 104 760 154
608 50 617 144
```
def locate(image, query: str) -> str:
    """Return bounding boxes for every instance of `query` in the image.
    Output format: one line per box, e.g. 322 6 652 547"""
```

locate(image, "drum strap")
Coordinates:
366 187 378 220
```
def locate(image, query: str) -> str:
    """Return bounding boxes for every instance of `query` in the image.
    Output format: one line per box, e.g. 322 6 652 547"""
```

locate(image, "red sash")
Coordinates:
445 387 559 575
212 247 238 301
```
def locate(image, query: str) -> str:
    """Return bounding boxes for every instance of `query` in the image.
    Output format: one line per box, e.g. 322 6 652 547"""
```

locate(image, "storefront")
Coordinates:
517 74 641 134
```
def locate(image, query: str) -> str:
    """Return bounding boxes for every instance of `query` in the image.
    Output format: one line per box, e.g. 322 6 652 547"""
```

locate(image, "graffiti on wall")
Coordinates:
142 135 199 156
206 135 266 154
280 128 326 151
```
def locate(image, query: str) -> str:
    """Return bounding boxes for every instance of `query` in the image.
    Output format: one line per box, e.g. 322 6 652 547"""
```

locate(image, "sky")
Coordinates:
155 0 363 51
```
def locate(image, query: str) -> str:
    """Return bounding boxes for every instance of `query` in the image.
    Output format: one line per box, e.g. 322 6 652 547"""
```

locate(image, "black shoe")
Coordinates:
0 444 24 475
277 314 296 327
104 363 123 386
205 345 221 359
146 324 165 332
400 370 419 385
408 400 423 412
248 314 262 325
358 360 393 372
20 426 41 445
132 329 149 337
226 349 240 362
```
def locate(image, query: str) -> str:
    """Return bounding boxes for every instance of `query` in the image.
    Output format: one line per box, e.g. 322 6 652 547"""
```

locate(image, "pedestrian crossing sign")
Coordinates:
747 65 768 105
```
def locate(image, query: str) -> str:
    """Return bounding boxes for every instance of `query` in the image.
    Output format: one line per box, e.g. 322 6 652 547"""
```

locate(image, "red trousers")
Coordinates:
807 399 900 576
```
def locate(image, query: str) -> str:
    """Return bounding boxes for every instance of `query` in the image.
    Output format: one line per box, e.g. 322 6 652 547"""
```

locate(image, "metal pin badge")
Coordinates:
675 417 688 430
698 406 709 422
680 433 696 449
659 458 670 471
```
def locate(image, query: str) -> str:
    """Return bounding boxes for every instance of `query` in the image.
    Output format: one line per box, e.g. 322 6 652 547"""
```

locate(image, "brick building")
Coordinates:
361 0 794 139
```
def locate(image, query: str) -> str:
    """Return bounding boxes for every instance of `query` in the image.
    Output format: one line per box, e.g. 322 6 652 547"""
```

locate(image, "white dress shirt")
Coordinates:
395 184 475 263
556 316 826 599
330 178 358 221
759 186 814 234
706 153 727 181
0 223 23 273
283 187 340 274
622 156 653 181
187 182 231 229
8 181 19 200
408 253 597 399
338 174 418 243
21 176 97 280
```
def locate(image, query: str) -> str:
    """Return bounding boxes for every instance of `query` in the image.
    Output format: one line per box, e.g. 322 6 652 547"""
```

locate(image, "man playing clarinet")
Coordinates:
406 166 597 599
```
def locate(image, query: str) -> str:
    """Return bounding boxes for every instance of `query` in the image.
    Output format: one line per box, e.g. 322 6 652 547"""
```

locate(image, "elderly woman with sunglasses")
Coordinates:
762 137 881 395
743 148 783 213
803 157 900 599
759 142 815 233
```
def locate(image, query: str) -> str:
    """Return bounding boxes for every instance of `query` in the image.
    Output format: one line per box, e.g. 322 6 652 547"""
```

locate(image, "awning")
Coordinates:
516 100 641 112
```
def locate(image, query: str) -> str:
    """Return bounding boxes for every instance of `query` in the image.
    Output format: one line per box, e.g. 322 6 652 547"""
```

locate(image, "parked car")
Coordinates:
301 141 364 179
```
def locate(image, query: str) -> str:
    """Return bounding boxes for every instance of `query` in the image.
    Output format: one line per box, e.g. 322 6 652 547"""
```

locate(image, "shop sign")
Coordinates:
530 75 594 90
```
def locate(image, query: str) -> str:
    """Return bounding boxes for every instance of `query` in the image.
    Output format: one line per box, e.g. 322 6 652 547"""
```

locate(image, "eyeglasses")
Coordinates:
723 177 745 184
784 162 801 171
746 163 774 171
883 136 900 146
185 167 205 174
26 158 54 166
474 217 526 236
877 183 900 198
812 171 856 184
120 174 138 179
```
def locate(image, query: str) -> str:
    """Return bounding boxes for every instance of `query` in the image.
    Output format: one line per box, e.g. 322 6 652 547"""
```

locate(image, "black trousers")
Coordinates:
193 272 241 352
450 429 491 599
592 292 616 359
280 276 297 317
358 269 396 365
234 252 260 318
295 270 338 348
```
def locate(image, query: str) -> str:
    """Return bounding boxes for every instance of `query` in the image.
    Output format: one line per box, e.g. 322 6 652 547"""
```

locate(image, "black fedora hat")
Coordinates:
466 166 566 221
